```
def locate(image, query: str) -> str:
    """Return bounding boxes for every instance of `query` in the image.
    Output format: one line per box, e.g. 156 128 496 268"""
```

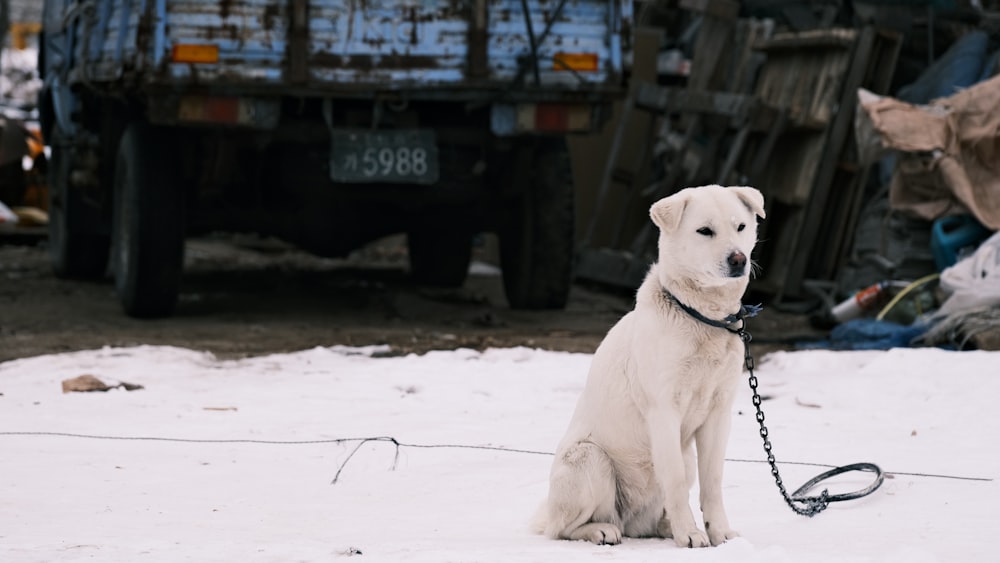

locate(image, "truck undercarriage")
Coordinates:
39 0 632 317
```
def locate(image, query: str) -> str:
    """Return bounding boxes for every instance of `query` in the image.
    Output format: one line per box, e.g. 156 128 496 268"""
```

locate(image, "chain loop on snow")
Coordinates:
738 328 884 517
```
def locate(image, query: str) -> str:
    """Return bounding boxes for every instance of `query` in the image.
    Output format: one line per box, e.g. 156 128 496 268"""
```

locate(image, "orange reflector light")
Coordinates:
553 52 599 72
172 44 220 64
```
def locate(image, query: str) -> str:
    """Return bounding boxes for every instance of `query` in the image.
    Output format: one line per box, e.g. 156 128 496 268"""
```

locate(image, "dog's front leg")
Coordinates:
696 408 739 546
647 409 710 548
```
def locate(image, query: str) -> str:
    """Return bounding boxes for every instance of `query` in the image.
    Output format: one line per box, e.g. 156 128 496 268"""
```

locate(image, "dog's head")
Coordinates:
649 185 765 290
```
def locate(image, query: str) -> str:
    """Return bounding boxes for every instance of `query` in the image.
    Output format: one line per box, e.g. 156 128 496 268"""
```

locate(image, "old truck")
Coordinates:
38 0 632 317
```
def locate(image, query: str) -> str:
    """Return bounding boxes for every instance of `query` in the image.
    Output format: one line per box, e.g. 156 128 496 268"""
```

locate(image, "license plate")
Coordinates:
329 130 439 184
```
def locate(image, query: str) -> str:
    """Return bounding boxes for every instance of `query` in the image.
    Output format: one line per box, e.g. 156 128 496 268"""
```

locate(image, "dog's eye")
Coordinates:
737 223 746 232
697 227 714 237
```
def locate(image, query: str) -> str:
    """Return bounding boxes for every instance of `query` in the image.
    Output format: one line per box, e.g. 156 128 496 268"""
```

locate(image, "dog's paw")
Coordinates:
707 526 740 546
672 528 710 548
574 523 622 545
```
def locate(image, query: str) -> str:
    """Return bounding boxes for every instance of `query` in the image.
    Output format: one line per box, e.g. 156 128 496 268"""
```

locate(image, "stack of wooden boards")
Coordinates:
575 0 903 304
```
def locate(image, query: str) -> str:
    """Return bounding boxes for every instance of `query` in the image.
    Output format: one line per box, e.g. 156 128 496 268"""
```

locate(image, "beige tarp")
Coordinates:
856 74 1000 229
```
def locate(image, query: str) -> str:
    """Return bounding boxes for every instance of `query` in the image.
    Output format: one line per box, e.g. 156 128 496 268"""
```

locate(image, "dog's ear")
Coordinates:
649 191 690 232
730 186 766 219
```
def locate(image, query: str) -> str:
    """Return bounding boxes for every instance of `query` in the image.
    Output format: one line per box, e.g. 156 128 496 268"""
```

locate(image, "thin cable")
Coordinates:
0 431 368 445
0 431 554 455
0 431 991 483
725 458 990 482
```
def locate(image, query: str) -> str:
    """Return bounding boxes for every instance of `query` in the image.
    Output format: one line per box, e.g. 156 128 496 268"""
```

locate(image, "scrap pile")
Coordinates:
576 0 1000 350
0 0 45 235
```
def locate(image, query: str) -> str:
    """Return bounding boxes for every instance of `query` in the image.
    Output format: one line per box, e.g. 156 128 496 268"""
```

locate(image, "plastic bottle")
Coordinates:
830 281 890 323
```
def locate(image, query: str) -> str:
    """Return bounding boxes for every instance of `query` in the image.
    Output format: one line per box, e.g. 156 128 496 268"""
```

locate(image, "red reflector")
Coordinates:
178 96 240 124
204 97 239 122
534 104 569 132
512 104 593 133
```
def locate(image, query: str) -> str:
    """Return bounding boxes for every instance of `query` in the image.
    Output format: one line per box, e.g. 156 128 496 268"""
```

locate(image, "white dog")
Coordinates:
539 184 765 548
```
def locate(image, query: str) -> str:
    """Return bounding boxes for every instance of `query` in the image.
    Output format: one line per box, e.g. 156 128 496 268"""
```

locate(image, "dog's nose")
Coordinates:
727 251 747 277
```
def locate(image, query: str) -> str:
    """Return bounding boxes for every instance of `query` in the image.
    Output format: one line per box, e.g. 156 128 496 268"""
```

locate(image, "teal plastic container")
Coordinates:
931 215 992 270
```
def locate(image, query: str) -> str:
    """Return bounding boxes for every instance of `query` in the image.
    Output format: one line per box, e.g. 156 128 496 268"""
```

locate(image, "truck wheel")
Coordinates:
499 138 575 310
47 126 110 279
111 123 184 318
407 229 473 287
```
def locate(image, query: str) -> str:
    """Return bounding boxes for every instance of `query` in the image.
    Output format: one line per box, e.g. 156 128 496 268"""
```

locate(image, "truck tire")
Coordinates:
407 229 473 287
499 138 575 310
111 122 184 318
47 126 110 279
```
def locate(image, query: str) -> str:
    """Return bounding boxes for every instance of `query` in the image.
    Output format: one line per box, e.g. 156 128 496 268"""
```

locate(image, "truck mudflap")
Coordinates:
67 0 632 100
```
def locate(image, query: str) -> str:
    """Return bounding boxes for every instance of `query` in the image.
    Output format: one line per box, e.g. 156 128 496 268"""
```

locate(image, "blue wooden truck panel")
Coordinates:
69 0 630 97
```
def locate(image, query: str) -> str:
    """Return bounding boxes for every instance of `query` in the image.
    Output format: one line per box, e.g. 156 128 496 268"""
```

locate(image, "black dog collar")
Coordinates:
663 290 762 334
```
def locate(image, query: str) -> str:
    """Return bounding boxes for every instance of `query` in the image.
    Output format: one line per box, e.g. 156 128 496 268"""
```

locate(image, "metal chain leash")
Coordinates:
661 293 885 516
738 328 832 517
735 326 885 516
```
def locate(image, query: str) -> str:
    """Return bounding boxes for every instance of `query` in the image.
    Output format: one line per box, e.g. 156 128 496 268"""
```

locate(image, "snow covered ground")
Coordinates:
1 344 997 562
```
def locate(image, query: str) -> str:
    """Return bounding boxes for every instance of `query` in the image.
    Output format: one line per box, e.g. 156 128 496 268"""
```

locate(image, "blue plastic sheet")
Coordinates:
897 30 989 103
801 319 929 350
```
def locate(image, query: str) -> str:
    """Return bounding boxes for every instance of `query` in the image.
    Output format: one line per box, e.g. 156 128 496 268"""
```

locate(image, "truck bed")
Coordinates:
70 0 630 101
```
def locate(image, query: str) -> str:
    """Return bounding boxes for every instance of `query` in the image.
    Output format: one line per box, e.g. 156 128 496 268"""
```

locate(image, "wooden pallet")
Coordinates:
751 26 903 301
574 4 780 290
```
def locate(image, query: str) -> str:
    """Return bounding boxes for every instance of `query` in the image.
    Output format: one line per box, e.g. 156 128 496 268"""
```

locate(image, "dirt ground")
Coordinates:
0 231 824 363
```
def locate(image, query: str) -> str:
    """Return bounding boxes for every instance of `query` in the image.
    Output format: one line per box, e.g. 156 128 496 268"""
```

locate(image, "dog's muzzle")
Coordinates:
727 251 747 277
